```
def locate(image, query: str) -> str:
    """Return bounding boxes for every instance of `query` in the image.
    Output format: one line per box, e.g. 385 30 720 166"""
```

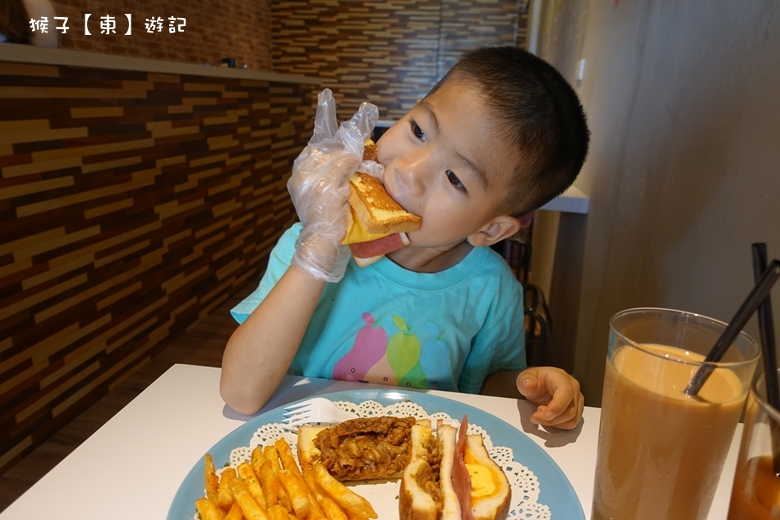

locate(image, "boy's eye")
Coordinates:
446 170 466 192
410 120 425 142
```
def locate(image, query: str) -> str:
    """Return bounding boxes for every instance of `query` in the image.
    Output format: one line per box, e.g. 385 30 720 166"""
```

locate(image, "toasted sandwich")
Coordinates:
400 418 511 520
341 141 422 267
298 416 421 481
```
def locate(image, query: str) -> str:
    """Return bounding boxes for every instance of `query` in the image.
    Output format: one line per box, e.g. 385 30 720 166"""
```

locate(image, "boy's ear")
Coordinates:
466 215 522 247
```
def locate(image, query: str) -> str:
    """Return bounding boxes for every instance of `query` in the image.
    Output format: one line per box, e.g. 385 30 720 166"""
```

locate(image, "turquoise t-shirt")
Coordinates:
231 224 527 394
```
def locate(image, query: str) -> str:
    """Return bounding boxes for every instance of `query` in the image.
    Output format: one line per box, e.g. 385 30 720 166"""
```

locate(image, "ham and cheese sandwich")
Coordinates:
401 418 511 520
341 141 422 267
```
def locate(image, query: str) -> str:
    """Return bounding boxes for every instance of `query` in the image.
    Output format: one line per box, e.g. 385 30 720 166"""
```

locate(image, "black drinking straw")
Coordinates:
753 245 780 407
685 259 780 397
752 244 780 475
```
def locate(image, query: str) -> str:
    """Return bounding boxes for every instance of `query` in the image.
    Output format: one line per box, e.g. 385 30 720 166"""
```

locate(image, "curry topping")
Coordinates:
314 416 416 480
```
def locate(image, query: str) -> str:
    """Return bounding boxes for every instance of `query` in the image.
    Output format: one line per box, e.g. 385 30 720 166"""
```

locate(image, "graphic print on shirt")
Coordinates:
387 314 426 386
363 349 398 385
331 312 388 382
418 322 450 390
331 312 454 388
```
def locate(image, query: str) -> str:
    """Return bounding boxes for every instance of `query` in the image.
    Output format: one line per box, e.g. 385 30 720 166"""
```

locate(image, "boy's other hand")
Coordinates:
516 367 584 430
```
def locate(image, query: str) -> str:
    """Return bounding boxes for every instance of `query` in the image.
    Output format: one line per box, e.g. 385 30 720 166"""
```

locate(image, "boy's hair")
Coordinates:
427 46 590 216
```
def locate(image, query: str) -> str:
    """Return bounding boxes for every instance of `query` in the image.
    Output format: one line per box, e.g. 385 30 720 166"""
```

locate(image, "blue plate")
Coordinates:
167 389 584 519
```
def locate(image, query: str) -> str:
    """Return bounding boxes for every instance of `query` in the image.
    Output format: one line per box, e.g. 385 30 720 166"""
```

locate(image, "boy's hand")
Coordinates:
287 89 379 282
516 367 584 430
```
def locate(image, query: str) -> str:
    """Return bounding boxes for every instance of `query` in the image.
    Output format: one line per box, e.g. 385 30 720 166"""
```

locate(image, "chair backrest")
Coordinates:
492 234 531 284
521 283 552 366
492 217 553 366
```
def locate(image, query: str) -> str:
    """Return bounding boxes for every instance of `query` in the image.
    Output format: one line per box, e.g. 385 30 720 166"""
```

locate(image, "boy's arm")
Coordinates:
220 264 325 415
220 89 377 414
481 367 584 430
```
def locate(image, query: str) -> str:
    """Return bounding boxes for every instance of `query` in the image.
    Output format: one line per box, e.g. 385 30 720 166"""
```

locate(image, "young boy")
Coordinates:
221 46 589 430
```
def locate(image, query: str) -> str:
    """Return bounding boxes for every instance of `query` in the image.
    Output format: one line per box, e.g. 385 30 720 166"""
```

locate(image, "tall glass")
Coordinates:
592 308 760 520
728 369 780 519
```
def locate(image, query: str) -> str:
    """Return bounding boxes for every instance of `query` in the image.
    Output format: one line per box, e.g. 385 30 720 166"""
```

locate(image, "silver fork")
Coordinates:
282 397 359 426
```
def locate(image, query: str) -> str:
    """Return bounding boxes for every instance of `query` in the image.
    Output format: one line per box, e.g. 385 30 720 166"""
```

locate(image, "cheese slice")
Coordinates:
342 206 391 244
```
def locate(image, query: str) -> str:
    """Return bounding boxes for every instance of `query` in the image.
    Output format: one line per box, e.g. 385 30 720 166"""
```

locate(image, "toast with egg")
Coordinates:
400 419 511 520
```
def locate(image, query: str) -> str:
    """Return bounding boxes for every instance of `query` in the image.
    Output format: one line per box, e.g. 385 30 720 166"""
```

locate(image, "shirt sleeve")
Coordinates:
230 223 301 324
457 283 527 394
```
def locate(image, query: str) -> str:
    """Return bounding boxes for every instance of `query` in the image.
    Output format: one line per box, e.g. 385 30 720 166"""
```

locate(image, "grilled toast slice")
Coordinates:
346 173 422 235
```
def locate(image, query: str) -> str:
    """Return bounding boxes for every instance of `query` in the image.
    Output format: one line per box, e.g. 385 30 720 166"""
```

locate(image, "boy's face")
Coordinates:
376 79 519 252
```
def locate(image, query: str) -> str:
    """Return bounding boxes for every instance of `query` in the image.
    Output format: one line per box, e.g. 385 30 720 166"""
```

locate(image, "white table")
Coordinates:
0 364 741 519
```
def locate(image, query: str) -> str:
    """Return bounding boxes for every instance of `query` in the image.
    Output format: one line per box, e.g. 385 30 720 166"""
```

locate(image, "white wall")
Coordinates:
536 0 780 404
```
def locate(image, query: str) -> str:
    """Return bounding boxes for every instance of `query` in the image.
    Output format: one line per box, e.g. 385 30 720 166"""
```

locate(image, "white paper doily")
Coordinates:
208 400 551 520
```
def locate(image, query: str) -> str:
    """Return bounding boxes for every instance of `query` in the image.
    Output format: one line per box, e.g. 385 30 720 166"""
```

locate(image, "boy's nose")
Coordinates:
394 153 427 197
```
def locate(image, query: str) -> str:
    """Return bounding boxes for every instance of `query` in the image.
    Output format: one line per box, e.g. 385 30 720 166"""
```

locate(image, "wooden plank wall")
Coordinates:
272 0 528 122
0 61 313 471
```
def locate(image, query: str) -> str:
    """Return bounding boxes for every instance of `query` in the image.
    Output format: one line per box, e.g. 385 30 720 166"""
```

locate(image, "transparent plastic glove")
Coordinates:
287 88 379 282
